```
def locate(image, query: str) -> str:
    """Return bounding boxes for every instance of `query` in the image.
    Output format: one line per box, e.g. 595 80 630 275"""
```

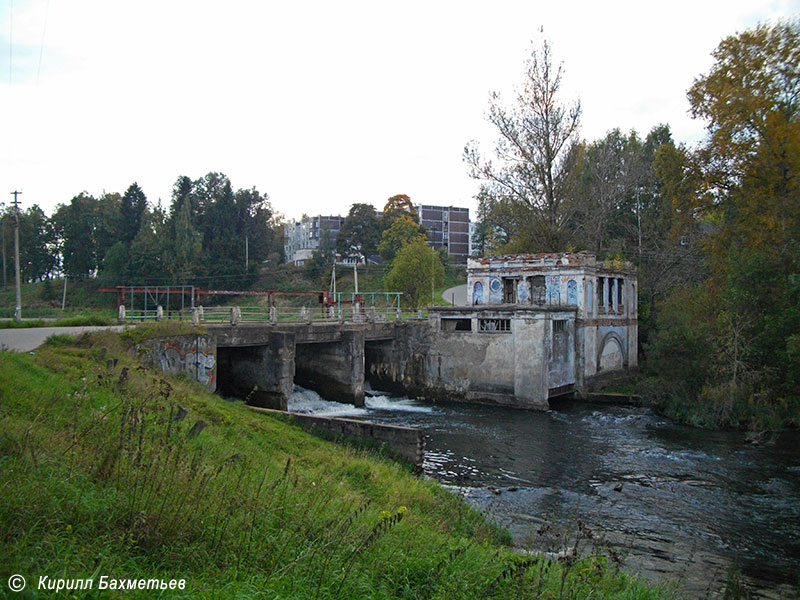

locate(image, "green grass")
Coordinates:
0 279 118 314
0 312 117 328
0 331 674 599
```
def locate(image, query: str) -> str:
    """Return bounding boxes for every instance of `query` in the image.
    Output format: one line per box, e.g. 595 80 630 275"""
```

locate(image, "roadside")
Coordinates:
0 325 125 352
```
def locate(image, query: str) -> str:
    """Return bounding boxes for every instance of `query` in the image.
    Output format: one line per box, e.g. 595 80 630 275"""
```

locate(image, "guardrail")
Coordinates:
117 304 429 325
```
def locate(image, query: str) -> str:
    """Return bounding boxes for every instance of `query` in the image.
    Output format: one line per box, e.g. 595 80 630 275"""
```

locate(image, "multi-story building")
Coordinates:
415 204 470 263
284 215 345 266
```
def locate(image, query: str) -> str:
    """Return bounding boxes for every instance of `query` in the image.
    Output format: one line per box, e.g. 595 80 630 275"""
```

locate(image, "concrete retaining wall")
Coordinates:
132 334 217 391
249 407 424 466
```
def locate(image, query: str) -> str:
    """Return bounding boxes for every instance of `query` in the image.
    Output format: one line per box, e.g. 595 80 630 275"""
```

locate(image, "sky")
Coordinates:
1 0 798 222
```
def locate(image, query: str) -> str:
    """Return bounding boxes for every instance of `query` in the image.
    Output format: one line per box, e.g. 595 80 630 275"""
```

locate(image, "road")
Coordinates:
441 284 467 306
0 325 125 353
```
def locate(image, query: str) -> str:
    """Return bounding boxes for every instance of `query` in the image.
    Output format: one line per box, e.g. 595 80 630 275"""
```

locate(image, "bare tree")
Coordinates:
465 38 581 252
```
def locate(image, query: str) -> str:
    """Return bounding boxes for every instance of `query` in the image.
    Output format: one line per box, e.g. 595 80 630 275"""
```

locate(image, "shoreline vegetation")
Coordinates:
0 329 675 599
596 373 800 433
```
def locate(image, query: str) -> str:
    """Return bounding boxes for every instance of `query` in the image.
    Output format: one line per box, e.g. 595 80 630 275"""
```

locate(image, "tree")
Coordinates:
127 205 168 283
384 238 444 308
120 183 147 245
52 193 98 279
647 20 800 426
94 192 123 264
305 228 336 281
98 241 130 286
201 175 241 285
382 194 418 227
234 186 277 270
465 38 581 252
378 214 427 262
166 193 202 285
336 203 381 261
687 19 800 255
18 205 58 281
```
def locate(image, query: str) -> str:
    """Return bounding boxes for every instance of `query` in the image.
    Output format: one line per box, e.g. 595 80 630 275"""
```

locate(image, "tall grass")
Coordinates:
0 333 674 599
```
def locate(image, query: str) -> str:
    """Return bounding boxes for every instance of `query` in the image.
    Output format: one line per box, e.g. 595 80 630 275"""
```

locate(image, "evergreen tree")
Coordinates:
120 183 148 245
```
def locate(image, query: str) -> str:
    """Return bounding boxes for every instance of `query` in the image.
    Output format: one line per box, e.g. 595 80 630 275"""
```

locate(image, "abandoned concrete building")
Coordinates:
422 252 638 409
137 252 637 413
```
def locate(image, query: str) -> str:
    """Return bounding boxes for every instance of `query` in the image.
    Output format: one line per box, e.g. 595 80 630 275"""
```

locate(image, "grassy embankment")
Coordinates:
0 279 117 325
0 326 673 599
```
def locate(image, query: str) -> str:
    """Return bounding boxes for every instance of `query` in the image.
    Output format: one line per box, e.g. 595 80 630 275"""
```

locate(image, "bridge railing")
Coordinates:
117 305 430 325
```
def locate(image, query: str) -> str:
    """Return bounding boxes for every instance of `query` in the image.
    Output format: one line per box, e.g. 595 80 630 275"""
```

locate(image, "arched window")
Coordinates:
472 281 484 305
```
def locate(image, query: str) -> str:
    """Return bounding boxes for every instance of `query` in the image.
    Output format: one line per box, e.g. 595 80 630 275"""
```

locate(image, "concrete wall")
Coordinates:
364 323 432 395
294 329 365 407
366 309 581 410
217 332 295 410
132 334 217 391
249 407 424 466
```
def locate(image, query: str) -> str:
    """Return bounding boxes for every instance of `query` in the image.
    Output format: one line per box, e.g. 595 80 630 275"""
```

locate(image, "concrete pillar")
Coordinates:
269 306 277 323
220 332 296 410
512 317 549 410
293 329 365 407
612 278 619 313
192 307 200 326
599 277 606 314
231 306 241 325
343 329 366 407
118 304 126 322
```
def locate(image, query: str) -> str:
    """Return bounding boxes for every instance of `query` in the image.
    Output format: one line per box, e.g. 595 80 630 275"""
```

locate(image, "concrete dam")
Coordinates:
136 254 637 411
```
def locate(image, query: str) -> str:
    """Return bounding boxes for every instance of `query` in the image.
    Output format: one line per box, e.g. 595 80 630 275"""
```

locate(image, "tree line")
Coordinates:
467 20 799 428
1 173 283 289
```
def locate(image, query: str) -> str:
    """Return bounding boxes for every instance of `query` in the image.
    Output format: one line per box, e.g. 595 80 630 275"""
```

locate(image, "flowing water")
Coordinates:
288 386 800 598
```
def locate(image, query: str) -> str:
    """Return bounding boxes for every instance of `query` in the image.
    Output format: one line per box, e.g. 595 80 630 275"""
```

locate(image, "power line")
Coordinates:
36 0 50 84
8 0 12 87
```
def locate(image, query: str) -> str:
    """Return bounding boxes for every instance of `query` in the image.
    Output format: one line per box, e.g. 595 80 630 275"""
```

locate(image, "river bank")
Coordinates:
289 387 800 599
0 331 670 599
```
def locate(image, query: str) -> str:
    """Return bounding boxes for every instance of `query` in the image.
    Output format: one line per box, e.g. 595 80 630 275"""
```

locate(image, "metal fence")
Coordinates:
117 304 429 325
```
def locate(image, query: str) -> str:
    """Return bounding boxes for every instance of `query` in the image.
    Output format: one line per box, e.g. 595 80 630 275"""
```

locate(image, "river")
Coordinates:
288 386 800 598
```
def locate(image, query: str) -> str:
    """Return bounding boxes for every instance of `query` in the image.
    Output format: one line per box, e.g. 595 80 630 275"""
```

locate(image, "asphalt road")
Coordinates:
0 325 125 352
441 284 467 306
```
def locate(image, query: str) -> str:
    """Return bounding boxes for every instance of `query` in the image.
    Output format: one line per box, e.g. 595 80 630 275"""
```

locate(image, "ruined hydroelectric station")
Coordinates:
134 252 636 413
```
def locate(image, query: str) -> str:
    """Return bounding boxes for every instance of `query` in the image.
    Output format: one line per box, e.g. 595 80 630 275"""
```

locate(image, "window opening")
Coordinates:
479 318 511 332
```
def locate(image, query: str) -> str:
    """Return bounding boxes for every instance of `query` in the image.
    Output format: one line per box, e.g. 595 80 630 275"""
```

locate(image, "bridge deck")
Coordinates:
209 321 399 346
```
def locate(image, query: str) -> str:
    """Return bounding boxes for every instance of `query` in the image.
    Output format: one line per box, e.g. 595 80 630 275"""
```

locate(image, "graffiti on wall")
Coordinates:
545 275 561 303
489 277 502 303
159 344 217 385
473 281 484 305
567 279 578 305
133 338 217 387
517 280 530 303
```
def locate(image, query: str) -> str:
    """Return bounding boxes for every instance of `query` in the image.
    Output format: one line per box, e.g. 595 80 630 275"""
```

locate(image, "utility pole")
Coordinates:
430 225 436 307
1 203 6 289
11 191 22 322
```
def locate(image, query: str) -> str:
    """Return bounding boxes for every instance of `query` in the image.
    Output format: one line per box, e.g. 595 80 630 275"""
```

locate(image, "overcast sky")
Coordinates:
2 0 798 221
